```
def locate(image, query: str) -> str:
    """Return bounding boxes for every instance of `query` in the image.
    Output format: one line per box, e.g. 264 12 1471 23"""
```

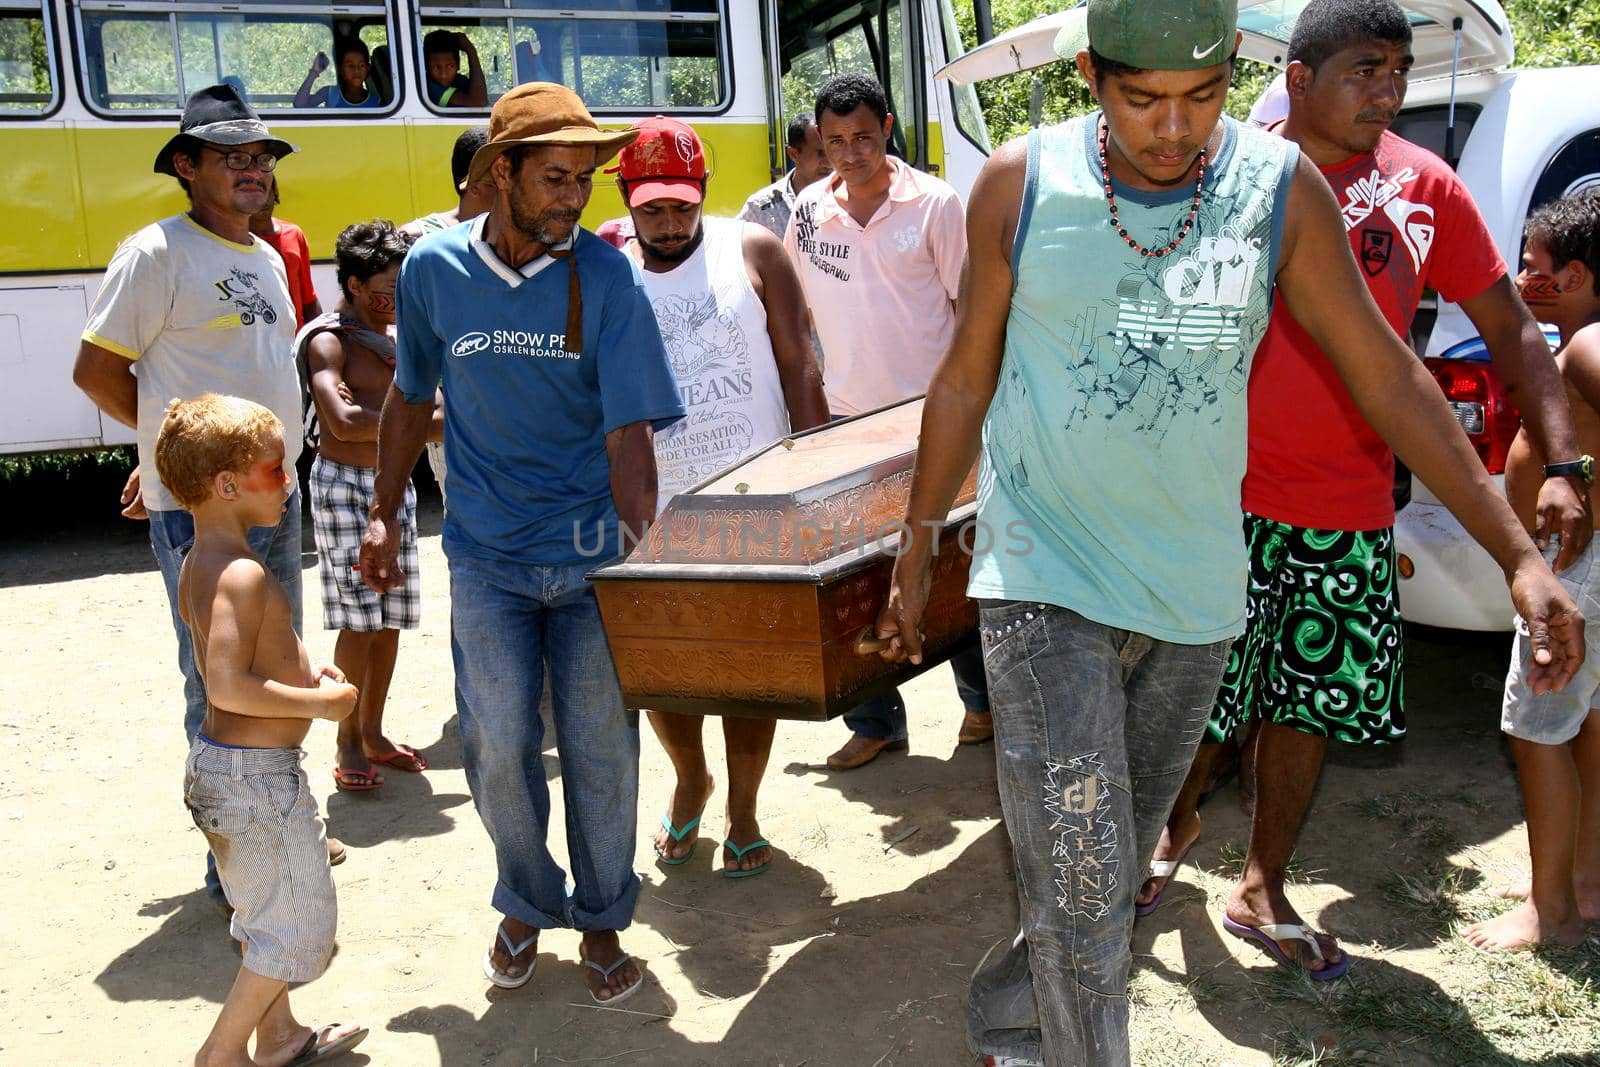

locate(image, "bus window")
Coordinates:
76 0 393 114
0 0 55 115
416 1 726 114
778 0 923 165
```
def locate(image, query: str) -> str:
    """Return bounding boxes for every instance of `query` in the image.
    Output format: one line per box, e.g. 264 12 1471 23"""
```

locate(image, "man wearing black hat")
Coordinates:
72 84 315 907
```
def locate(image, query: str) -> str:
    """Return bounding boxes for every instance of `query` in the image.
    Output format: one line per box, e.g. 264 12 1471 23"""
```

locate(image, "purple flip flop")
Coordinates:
1221 914 1352 980
1135 844 1193 917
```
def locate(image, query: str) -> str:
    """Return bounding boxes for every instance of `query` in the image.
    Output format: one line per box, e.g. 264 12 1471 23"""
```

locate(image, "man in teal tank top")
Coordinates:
871 1 1585 1064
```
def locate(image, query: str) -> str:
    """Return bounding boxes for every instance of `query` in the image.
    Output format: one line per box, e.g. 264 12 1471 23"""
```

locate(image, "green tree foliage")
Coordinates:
948 0 1590 148
1507 0 1600 67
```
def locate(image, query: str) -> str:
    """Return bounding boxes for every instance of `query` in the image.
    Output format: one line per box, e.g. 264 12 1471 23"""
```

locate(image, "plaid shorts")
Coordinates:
310 455 420 632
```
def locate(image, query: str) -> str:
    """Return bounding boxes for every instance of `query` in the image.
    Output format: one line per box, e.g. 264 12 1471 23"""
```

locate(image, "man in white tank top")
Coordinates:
610 117 829 877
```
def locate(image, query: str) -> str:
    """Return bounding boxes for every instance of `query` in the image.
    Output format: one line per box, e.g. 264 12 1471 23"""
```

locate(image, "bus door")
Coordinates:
772 0 929 173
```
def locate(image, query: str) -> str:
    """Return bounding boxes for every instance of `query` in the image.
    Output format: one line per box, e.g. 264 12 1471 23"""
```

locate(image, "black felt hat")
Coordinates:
153 83 297 176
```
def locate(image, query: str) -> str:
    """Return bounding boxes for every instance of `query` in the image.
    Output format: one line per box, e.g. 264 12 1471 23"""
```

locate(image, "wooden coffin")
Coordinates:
590 398 979 720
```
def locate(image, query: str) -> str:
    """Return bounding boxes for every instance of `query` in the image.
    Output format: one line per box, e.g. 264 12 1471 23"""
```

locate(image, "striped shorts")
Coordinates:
183 737 337 982
310 454 420 632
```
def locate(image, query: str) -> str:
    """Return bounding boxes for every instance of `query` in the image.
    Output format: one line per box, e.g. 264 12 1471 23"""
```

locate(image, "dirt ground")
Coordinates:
3 488 1597 1067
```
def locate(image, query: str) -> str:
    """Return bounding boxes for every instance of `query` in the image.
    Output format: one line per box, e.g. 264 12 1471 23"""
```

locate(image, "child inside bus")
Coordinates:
157 394 366 1067
423 29 487 108
295 36 383 110
1468 188 1600 951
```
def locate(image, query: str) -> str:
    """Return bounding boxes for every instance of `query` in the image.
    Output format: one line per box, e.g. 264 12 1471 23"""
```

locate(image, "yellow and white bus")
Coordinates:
0 0 990 454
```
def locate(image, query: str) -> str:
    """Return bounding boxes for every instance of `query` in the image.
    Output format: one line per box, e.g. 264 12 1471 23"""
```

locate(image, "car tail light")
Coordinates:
1424 357 1521 474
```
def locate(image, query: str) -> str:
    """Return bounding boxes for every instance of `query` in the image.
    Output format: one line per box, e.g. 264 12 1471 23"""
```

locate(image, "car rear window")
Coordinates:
1390 104 1481 166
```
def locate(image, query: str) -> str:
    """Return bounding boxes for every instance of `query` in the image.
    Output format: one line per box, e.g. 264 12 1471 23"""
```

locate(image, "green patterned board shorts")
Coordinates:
1209 513 1405 745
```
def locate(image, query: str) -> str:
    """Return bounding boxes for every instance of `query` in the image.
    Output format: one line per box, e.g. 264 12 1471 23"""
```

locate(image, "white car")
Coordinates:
943 0 1600 632
1391 66 1600 631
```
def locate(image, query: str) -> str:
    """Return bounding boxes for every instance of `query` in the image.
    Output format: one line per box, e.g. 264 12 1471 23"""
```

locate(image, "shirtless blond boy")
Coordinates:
302 220 441 792
1469 189 1600 951
156 394 366 1067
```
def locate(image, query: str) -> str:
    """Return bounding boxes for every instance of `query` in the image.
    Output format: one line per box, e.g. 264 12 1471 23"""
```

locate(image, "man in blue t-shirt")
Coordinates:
361 83 683 1006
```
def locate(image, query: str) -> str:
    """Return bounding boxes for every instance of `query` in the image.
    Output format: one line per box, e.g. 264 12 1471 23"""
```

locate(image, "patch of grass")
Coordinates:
1377 865 1476 939
1270 1022 1384 1066
1213 841 1321 885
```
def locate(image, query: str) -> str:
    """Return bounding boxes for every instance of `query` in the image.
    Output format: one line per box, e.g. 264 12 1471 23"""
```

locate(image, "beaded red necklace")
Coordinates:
1098 119 1208 259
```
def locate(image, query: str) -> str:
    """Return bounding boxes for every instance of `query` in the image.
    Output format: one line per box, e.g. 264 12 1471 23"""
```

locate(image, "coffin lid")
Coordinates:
597 397 977 581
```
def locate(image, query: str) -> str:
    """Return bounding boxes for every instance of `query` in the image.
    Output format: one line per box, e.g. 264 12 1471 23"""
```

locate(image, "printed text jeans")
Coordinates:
966 600 1229 1067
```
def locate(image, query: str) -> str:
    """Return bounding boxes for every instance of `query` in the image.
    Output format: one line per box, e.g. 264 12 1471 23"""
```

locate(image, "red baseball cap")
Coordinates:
609 116 706 207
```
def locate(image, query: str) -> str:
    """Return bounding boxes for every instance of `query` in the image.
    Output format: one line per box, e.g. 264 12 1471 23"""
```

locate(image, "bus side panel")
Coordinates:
266 124 423 258
2 127 91 274
75 129 191 268
0 281 106 451
693 123 772 222
405 122 469 231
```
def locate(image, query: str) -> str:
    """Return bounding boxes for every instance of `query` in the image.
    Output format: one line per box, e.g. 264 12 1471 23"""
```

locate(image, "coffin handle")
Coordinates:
854 627 892 656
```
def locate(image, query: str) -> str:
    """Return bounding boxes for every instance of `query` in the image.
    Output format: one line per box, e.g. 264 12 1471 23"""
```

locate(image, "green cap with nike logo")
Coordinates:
1053 0 1239 71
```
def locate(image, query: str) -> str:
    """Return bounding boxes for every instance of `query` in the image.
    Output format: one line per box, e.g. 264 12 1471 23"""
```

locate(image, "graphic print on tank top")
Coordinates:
644 219 791 502
652 286 760 486
1047 151 1280 443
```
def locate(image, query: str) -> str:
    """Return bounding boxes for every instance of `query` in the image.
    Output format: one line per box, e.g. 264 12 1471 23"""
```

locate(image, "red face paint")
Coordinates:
242 449 290 495
1517 270 1564 307
367 292 395 315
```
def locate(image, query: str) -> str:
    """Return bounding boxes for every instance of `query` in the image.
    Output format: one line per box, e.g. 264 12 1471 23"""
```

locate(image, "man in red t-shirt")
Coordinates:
1139 0 1591 979
250 181 321 328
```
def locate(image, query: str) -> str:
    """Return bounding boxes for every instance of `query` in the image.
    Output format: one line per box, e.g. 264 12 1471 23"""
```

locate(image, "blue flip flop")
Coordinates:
654 813 701 866
721 837 771 879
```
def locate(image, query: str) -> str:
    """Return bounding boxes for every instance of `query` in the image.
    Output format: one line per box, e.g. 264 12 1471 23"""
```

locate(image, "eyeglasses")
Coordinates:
203 147 279 173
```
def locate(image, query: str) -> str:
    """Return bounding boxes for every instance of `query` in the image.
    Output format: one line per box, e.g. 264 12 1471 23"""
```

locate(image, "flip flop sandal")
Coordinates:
332 767 383 792
582 954 644 1005
722 837 772 879
654 812 702 866
1135 841 1195 917
285 1023 369 1066
482 924 540 989
1221 915 1352 981
369 745 428 772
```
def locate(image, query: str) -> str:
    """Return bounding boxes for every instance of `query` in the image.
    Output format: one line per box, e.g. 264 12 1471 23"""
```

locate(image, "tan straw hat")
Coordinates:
467 83 637 186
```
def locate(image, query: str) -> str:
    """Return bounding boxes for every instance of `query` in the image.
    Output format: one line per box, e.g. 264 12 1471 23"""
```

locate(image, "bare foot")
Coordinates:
252 1022 367 1067
1492 878 1600 922
365 737 427 773
486 916 540 985
1136 810 1199 909
1464 900 1586 951
580 930 643 1002
1227 887 1343 973
652 773 713 862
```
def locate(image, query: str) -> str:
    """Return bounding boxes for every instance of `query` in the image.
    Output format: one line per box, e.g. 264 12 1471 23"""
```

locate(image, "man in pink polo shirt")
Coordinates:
785 72 990 770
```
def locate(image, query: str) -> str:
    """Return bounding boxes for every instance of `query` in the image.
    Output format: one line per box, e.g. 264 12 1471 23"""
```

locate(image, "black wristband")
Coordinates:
1544 455 1595 484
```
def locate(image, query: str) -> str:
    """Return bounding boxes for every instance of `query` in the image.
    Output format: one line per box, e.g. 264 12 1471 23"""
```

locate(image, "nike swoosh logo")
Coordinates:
1193 35 1225 60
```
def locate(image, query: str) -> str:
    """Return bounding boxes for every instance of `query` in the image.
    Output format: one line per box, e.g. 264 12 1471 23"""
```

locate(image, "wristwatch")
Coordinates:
1544 455 1596 484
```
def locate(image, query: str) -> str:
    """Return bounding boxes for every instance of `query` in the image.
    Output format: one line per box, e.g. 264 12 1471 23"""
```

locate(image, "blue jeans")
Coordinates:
449 553 640 931
149 493 304 893
966 600 1229 1067
843 644 988 742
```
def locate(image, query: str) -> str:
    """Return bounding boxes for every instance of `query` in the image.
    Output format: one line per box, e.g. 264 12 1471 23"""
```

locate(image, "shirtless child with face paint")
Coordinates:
302 221 443 794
